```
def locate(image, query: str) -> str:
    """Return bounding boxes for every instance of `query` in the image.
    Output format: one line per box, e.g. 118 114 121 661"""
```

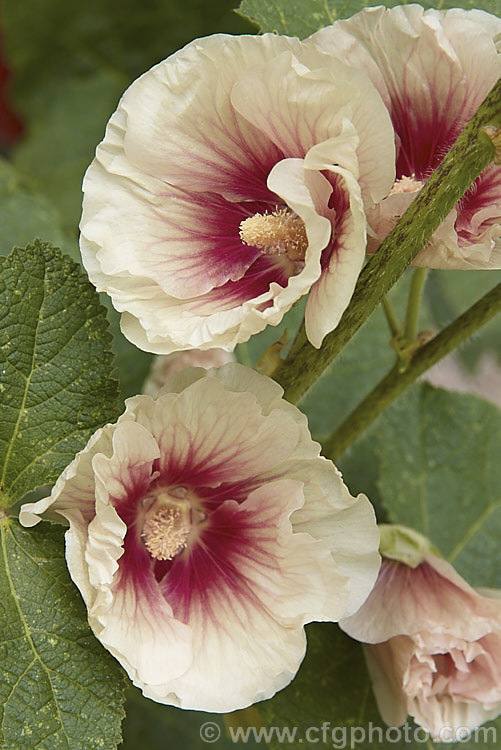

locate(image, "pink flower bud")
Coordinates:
341 526 501 739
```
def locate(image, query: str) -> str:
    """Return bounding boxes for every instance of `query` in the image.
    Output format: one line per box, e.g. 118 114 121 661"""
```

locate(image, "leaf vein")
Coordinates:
0 262 47 492
1 524 71 748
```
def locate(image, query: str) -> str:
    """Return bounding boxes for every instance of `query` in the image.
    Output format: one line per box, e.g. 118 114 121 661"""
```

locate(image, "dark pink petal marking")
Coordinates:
160 498 281 624
153 187 280 296
319 172 350 270
109 467 159 593
392 90 464 180
108 444 289 606
152 73 286 201
456 164 501 246
208 255 291 304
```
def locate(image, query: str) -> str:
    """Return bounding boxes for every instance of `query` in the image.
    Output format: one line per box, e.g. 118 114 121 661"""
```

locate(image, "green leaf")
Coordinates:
426 269 501 370
0 158 77 260
258 623 380 750
377 383 501 588
0 517 127 749
237 0 499 38
0 240 119 508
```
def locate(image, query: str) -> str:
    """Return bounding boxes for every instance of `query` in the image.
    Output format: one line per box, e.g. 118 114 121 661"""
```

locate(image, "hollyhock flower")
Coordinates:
340 525 501 740
20 364 380 711
80 33 395 353
142 348 234 398
311 5 501 269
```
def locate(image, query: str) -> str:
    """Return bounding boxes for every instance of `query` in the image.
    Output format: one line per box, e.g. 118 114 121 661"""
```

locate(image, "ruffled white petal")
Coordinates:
19 424 115 528
231 44 395 204
119 34 302 198
141 480 346 710
302 137 367 347
238 480 349 626
120 379 301 486
159 362 321 459
86 495 193 688
291 460 380 617
103 156 332 354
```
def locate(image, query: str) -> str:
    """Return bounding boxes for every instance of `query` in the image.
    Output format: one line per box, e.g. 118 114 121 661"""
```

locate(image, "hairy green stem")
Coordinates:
404 268 428 341
324 283 501 461
381 296 401 338
273 79 501 404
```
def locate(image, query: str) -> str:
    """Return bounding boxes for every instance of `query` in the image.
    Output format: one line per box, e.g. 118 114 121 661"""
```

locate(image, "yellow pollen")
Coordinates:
389 174 425 196
239 207 308 262
141 505 191 561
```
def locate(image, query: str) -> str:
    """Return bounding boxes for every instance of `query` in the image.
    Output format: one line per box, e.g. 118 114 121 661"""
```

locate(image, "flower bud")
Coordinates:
341 525 501 739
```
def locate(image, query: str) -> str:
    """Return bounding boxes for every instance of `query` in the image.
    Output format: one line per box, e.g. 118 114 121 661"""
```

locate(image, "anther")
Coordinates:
141 505 191 561
389 175 425 196
239 207 308 262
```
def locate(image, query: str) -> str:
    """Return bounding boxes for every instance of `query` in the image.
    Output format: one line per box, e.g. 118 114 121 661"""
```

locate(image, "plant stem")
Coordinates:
323 283 501 461
403 268 428 341
286 320 307 357
381 296 402 338
272 79 501 404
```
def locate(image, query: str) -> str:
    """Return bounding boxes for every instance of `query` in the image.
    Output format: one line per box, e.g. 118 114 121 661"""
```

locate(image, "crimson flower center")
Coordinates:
140 485 206 561
239 207 308 262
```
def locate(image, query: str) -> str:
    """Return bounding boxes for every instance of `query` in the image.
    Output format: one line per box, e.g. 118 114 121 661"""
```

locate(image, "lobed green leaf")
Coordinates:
377 384 501 588
426 269 501 370
0 240 119 508
0 517 127 749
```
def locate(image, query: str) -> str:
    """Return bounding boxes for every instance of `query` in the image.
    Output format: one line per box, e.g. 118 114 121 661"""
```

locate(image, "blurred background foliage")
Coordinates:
0 1 500 748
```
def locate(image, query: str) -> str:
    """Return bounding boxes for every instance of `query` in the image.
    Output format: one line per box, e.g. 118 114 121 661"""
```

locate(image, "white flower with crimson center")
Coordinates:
20 364 380 711
80 32 395 354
